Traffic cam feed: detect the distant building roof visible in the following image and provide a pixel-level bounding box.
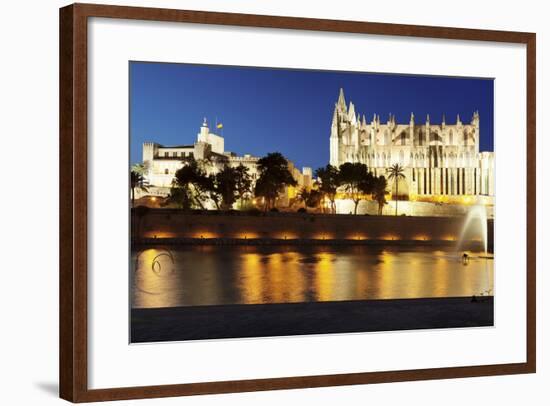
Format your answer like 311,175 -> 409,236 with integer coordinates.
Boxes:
157,144 -> 194,149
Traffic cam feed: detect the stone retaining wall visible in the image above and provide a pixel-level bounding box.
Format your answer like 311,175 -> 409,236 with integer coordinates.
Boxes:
132,209 -> 494,251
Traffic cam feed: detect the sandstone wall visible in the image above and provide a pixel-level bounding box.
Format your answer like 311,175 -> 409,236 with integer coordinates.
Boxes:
133,209 -> 493,250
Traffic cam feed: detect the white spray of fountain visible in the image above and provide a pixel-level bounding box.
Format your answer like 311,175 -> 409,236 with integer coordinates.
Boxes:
456,205 -> 488,256
456,204 -> 492,297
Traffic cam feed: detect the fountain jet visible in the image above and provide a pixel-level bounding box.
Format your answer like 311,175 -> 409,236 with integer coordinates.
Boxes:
456,205 -> 488,256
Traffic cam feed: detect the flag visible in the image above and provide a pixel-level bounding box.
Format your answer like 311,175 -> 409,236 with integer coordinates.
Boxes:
217,123 -> 223,129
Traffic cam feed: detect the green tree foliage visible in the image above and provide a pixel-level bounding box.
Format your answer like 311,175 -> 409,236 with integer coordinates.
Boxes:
165,186 -> 193,210
233,164 -> 253,206
172,159 -> 212,209
210,166 -> 239,210
315,164 -> 341,213
297,187 -> 310,208
254,152 -> 297,211
338,162 -> 374,215
130,165 -> 149,208
371,175 -> 388,215
305,189 -> 322,210
297,187 -> 323,211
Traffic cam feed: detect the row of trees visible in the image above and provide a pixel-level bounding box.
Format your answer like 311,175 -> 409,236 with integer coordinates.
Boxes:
167,159 -> 251,210
131,153 -> 406,215
166,152 -> 296,211
313,162 -> 395,215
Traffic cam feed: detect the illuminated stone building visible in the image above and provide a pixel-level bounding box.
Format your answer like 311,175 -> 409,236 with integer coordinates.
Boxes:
329,89 -> 494,198
141,118 -> 311,201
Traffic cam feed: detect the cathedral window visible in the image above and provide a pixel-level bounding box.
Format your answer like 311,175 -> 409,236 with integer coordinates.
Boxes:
164,168 -> 169,175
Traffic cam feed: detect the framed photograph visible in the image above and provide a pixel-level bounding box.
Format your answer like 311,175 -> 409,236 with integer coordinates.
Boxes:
59,3 -> 536,402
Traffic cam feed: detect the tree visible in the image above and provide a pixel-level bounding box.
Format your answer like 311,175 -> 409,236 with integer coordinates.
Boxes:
233,164 -> 253,207
173,159 -> 212,209
130,165 -> 149,208
165,185 -> 192,210
297,187 -> 311,208
254,152 -> 297,211
338,162 -> 374,215
315,164 -> 340,213
305,189 -> 322,210
371,175 -> 388,215
387,163 -> 406,216
210,166 -> 239,210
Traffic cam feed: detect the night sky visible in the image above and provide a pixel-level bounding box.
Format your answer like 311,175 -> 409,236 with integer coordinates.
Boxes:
130,62 -> 494,170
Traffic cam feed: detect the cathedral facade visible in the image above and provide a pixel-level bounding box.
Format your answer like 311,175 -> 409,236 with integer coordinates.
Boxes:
329,89 -> 494,198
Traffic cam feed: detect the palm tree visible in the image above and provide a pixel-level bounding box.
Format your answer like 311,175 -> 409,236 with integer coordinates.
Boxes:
386,164 -> 406,216
130,167 -> 149,207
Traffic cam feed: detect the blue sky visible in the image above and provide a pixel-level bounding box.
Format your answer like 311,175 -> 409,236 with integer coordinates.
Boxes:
130,62 -> 494,169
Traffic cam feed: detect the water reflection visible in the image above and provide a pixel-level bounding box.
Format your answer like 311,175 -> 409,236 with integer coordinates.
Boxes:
131,246 -> 494,308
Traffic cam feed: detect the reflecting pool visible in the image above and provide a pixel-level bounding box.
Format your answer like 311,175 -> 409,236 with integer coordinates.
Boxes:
131,245 -> 494,308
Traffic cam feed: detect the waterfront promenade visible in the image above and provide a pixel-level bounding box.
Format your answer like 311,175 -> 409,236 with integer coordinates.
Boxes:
132,296 -> 494,342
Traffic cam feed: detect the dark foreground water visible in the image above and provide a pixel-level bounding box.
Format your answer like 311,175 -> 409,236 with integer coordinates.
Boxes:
131,245 -> 494,309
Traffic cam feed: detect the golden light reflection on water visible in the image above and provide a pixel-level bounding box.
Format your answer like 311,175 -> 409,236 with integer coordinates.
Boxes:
133,248 -> 179,308
314,252 -> 335,301
241,252 -> 263,303
132,246 -> 495,308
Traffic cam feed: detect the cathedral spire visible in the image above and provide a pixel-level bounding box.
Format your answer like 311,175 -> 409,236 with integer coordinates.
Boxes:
348,101 -> 356,122
337,88 -> 347,112
331,104 -> 338,125
456,113 -> 462,125
471,110 -> 480,126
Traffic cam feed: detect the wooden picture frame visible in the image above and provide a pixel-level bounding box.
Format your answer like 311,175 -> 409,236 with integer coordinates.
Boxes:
59,3 -> 536,402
